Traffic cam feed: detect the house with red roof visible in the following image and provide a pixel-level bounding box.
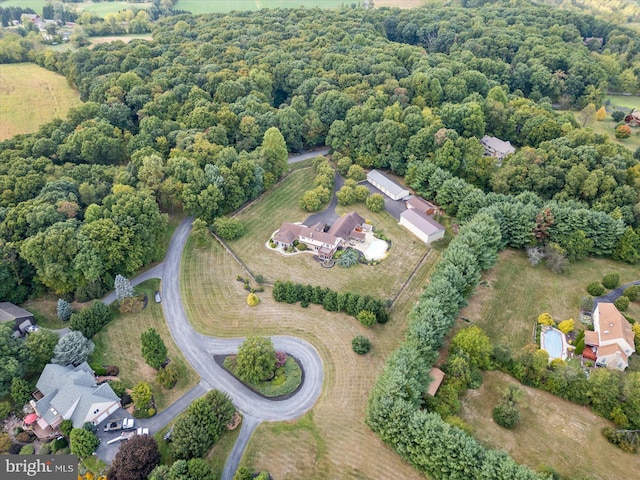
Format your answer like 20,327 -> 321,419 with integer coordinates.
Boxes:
584,303 -> 636,371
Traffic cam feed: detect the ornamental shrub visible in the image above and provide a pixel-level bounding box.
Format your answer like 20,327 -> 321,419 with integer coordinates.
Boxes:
352,335 -> 371,354
623,285 -> 640,301
537,313 -> 554,326
558,319 -> 574,334
247,293 -> 259,306
614,296 -> 630,312
586,282 -> 605,296
357,310 -> 377,327
602,273 -> 620,289
493,400 -> 520,429
19,444 -> 34,455
615,124 -> 632,139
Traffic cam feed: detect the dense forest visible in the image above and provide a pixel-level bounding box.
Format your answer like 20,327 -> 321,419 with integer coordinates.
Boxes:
2,1 -> 640,478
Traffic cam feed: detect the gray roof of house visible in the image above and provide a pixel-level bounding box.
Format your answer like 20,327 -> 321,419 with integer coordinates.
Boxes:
481,135 -> 515,155
367,170 -> 409,198
35,362 -> 119,428
328,211 -> 365,239
400,209 -> 444,235
0,302 -> 34,322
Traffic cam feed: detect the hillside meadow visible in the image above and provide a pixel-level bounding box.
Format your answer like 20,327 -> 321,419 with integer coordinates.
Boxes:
0,63 -> 81,140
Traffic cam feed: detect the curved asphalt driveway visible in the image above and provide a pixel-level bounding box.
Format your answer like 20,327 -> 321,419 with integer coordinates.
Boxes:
594,279 -> 640,306
95,152 -> 325,478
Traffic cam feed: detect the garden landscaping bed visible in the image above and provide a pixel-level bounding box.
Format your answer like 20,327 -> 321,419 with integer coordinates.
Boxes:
216,354 -> 304,400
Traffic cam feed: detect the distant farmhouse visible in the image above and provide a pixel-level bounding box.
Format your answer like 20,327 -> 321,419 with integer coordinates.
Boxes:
0,302 -> 35,337
481,135 -> 515,162
584,303 -> 636,371
367,169 -> 410,201
274,212 -> 368,260
399,208 -> 445,244
26,362 -> 120,439
624,110 -> 640,127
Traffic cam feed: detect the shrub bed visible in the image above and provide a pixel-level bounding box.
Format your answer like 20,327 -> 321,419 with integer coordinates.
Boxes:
223,355 -> 302,398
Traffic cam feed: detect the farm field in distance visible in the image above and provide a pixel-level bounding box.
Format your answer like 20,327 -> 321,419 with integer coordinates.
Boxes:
0,63 -> 81,140
461,370 -> 640,480
460,249 -> 640,353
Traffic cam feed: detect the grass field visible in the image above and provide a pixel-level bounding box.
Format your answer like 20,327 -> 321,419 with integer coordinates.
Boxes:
226,167 -> 430,301
0,63 -> 81,140
90,34 -> 153,45
181,221 -> 440,479
459,249 -> 640,352
606,94 -> 640,111
91,279 -> 199,412
77,1 -> 152,16
0,0 -> 48,12
461,370 -> 640,480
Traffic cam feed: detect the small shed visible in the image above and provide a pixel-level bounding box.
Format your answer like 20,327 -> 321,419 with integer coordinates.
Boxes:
426,367 -> 445,396
406,196 -> 437,215
367,169 -> 410,201
399,209 -> 445,244
0,302 -> 35,334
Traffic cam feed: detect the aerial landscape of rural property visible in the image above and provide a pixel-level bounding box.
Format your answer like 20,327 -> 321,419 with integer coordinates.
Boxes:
1,1 -> 640,479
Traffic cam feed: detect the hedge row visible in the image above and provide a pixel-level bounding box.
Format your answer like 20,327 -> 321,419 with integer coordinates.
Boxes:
366,210 -> 548,479
272,280 -> 388,324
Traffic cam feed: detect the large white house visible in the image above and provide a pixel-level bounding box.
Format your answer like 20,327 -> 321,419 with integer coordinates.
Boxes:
367,169 -> 410,201
584,303 -> 636,371
399,208 -> 445,244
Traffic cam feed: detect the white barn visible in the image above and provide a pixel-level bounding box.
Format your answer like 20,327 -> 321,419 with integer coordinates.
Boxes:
399,209 -> 445,244
367,169 -> 410,201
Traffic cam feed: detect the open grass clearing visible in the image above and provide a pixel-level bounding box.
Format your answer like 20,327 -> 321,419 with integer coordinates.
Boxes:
605,94 -> 640,111
90,34 -> 153,45
459,249 -> 640,353
574,113 -> 640,152
91,279 -> 199,412
0,0 -> 48,11
227,167 -> 430,301
460,370 -> 640,480
76,1 -> 152,16
0,63 -> 81,140
181,230 -> 439,479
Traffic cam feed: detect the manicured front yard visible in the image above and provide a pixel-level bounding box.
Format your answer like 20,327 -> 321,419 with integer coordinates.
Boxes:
226,167 -> 430,301
460,249 -> 640,352
460,371 -> 640,480
180,231 -> 439,479
91,279 -> 199,411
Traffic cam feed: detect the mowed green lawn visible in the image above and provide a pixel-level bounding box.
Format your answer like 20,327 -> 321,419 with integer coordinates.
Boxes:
0,63 -> 81,140
77,1 -> 152,16
174,0 -> 345,14
225,167 -> 430,301
461,371 -> 640,480
0,0 -> 48,12
606,94 -> 640,111
460,249 -> 640,352
91,279 -> 199,412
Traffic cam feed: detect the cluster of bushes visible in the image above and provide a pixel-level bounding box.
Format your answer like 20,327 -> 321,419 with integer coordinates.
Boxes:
272,280 -> 389,325
89,364 -> 119,377
69,301 -> 115,339
336,179 -> 372,206
170,390 -> 235,460
586,274 -> 640,312
602,427 -> 640,453
236,276 -> 264,293
366,212 -> 550,479
213,217 -> 245,241
492,385 -> 523,429
157,362 -> 180,389
299,157 -> 334,212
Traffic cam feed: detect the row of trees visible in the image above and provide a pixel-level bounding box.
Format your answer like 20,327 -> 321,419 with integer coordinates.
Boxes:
406,160 -> 639,263
272,280 -> 389,324
366,209 -> 550,478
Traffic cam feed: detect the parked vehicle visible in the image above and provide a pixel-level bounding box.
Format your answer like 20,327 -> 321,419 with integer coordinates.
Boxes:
103,418 -> 135,432
154,291 -> 161,303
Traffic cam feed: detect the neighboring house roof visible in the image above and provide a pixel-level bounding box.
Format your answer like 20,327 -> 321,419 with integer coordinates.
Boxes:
406,196 -> 436,212
624,110 -> 640,125
328,211 -> 365,239
596,303 -> 635,350
400,209 -> 444,236
426,367 -> 445,396
0,302 -> 34,322
481,135 -> 515,156
367,169 -> 409,198
34,362 -> 119,428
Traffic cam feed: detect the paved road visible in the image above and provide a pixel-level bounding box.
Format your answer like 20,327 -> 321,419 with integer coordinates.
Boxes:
287,147 -> 330,164
594,279 -> 640,306
92,150 -> 326,476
